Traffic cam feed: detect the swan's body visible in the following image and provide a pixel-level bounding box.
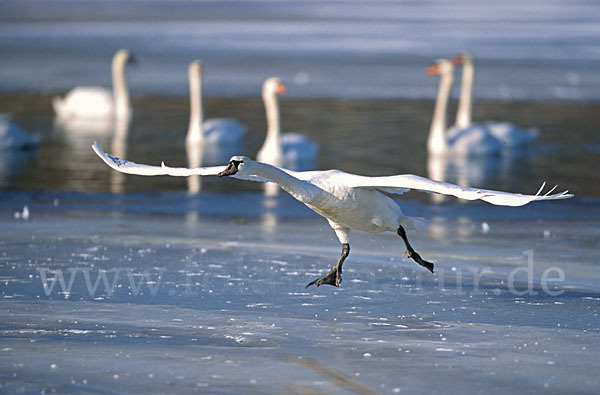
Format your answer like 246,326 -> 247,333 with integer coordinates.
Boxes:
92,142 -> 572,288
185,61 -> 246,148
257,77 -> 319,169
453,52 -> 538,147
427,59 -> 502,156
0,114 -> 38,150
53,49 -> 133,120
484,121 -> 538,147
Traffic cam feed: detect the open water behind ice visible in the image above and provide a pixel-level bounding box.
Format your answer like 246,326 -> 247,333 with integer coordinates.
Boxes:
1,0 -> 600,100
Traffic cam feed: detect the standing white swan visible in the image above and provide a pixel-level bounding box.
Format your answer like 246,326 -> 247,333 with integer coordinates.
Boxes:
257,77 -> 319,169
0,114 -> 38,150
185,60 -> 246,147
453,52 -> 538,147
53,49 -> 134,120
92,142 -> 572,288
427,59 -> 502,156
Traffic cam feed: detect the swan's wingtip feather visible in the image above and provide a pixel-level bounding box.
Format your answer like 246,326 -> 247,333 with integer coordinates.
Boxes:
91,141 -> 103,155
535,182 -> 546,196
544,184 -> 558,196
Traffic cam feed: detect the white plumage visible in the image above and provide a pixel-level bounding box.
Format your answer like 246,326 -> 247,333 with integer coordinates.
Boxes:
185,61 -> 246,147
257,77 -> 319,170
427,59 -> 503,156
53,49 -> 133,121
453,52 -> 539,147
92,142 -> 572,288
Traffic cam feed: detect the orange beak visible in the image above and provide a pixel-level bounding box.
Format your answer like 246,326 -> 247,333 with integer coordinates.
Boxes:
425,64 -> 440,75
277,82 -> 287,95
452,55 -> 463,65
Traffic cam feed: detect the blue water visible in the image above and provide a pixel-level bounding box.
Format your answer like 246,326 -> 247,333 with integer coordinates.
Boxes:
1,0 -> 600,100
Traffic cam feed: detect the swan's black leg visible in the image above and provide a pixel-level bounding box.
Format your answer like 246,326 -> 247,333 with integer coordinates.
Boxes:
305,243 -> 350,288
397,226 -> 434,273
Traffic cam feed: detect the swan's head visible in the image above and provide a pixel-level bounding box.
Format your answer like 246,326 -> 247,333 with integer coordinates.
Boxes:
263,77 -> 287,97
426,59 -> 454,76
189,60 -> 203,76
113,49 -> 136,66
218,156 -> 254,177
453,52 -> 473,66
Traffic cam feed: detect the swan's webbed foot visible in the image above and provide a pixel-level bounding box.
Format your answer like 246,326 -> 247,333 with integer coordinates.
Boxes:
305,266 -> 342,288
398,226 -> 434,273
305,243 -> 349,289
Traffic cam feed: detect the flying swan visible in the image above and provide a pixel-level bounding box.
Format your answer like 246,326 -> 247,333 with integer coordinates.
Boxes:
92,142 -> 573,288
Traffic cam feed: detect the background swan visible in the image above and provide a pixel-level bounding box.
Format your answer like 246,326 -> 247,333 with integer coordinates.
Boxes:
0,114 -> 38,150
427,59 -> 502,156
53,49 -> 134,120
257,77 -> 319,170
454,52 -> 539,147
185,60 -> 246,149
93,142 -> 572,288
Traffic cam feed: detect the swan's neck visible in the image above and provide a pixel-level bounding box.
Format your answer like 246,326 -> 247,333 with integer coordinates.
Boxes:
456,59 -> 474,129
250,161 -> 319,203
186,68 -> 204,145
258,90 -> 282,163
428,69 -> 453,154
112,55 -> 130,119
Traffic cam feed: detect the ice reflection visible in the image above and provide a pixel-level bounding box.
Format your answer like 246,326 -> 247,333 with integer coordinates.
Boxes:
109,117 -> 130,193
54,115 -> 114,136
186,141 -> 242,195
427,150 -> 532,203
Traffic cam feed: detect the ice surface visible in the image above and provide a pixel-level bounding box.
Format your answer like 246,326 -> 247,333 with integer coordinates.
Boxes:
1,191 -> 599,393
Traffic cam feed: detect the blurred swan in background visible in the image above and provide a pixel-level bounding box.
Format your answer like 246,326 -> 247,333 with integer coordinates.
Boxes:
0,114 -> 39,186
0,114 -> 39,150
427,59 -> 502,156
185,60 -> 246,149
52,49 -> 134,121
453,52 -> 538,147
258,77 -> 319,170
184,60 -> 246,193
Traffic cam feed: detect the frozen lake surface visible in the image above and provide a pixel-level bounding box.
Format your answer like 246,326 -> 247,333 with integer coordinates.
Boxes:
1,190 -> 599,393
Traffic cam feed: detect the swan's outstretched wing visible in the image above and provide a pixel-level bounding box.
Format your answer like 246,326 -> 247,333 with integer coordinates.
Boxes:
92,142 -> 223,176
344,173 -> 573,207
92,142 -> 272,183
